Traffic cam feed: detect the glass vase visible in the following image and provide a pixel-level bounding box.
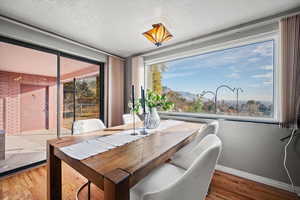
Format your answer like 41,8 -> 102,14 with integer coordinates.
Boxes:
145,107 -> 160,129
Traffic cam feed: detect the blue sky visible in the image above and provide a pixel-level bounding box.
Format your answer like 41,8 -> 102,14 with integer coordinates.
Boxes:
160,40 -> 274,102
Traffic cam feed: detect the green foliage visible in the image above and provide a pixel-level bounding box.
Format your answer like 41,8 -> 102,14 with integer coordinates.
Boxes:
137,89 -> 174,111
128,100 -> 141,114
76,81 -> 95,98
145,89 -> 174,111
162,89 -> 206,113
188,98 -> 203,112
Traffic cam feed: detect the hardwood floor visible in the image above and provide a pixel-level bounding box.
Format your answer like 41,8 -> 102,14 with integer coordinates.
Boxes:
0,163 -> 298,200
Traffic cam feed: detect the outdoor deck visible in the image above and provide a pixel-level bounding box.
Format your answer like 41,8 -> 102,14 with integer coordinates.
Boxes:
0,129 -> 71,174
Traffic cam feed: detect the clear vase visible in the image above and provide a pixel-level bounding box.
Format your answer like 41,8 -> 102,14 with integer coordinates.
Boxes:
145,107 -> 160,129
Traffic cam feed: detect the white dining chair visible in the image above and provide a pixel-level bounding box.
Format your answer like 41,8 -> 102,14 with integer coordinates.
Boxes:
72,118 -> 106,134
170,120 -> 219,170
122,113 -> 141,125
72,118 -> 106,200
131,134 -> 222,200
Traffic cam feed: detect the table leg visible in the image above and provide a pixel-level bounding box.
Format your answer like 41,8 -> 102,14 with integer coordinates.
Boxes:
104,169 -> 130,200
47,143 -> 62,200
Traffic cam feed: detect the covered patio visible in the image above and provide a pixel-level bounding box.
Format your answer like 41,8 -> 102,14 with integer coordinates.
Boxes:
0,41 -> 103,173
0,129 -> 71,173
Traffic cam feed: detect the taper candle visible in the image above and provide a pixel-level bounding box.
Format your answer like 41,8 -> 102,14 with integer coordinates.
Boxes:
131,85 -> 135,110
141,87 -> 146,114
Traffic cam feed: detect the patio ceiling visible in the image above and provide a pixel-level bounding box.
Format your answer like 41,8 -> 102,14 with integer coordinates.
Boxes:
0,41 -> 98,77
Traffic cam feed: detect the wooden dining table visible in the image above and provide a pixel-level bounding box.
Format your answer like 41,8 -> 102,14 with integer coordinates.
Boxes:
47,121 -> 207,200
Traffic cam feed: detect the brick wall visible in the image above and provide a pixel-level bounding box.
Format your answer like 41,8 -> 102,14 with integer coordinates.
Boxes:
0,71 -> 61,135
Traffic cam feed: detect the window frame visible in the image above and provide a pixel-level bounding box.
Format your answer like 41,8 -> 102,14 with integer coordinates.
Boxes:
144,31 -> 280,123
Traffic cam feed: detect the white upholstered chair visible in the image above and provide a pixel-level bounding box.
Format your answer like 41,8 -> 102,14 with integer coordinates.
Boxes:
72,118 -> 106,200
130,134 -> 222,200
122,113 -> 141,125
72,118 -> 106,134
170,120 -> 219,169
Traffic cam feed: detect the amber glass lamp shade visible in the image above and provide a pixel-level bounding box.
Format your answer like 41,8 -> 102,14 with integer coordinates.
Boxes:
143,23 -> 173,47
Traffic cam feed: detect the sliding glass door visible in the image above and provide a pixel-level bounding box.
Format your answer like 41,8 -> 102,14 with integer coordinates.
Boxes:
0,37 -> 104,175
60,56 -> 104,134
0,40 -> 58,174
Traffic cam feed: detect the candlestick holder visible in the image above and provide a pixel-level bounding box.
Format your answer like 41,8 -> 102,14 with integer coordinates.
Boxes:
130,111 -> 139,135
139,112 -> 149,135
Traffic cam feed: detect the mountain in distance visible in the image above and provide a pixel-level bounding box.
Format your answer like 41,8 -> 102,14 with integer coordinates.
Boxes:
163,87 -> 210,102
217,99 -> 273,106
177,91 -> 198,101
163,87 -> 272,105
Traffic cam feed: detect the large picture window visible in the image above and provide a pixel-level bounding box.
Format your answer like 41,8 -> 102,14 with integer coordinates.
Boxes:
147,38 -> 277,122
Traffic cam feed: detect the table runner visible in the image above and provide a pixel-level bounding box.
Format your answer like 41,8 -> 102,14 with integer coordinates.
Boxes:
60,120 -> 184,160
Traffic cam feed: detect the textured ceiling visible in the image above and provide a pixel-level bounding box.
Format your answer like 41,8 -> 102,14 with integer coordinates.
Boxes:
0,0 -> 299,57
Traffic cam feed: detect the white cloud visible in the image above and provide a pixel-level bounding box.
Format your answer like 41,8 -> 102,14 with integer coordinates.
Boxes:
248,58 -> 260,62
260,65 -> 273,70
252,72 -> 273,79
226,72 -> 240,79
252,72 -> 273,86
164,71 -> 195,79
263,80 -> 273,85
229,66 -> 241,73
253,43 -> 273,56
223,56 -> 238,61
249,84 -> 260,88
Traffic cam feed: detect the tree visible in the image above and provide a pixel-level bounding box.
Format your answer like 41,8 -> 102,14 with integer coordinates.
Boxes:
151,63 -> 168,94
246,100 -> 258,114
207,103 -> 214,112
76,81 -> 95,100
258,103 -> 268,114
247,100 -> 255,105
189,98 -> 204,112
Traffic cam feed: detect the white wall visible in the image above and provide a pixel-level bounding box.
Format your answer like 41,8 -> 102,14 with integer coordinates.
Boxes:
161,114 -> 300,189
217,120 -> 300,186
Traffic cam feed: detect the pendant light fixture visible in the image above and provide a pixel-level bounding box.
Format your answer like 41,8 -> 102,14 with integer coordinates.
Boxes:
143,23 -> 173,47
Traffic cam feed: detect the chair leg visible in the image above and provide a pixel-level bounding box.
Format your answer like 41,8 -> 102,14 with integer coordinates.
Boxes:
76,181 -> 91,200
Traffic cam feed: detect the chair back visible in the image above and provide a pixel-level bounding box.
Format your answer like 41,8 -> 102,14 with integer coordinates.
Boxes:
192,120 -> 220,145
177,120 -> 219,155
122,113 -> 141,125
72,118 -> 106,134
208,120 -> 219,135
144,134 -> 222,200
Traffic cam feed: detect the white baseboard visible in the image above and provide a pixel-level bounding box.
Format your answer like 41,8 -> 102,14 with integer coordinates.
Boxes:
216,164 -> 300,196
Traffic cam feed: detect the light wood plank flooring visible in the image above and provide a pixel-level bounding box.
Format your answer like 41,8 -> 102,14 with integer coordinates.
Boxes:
0,162 -> 298,200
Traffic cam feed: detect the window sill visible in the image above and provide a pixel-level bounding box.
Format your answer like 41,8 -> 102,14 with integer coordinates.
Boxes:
159,111 -> 279,125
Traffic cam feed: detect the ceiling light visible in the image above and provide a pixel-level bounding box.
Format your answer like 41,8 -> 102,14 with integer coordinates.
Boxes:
143,23 -> 173,47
